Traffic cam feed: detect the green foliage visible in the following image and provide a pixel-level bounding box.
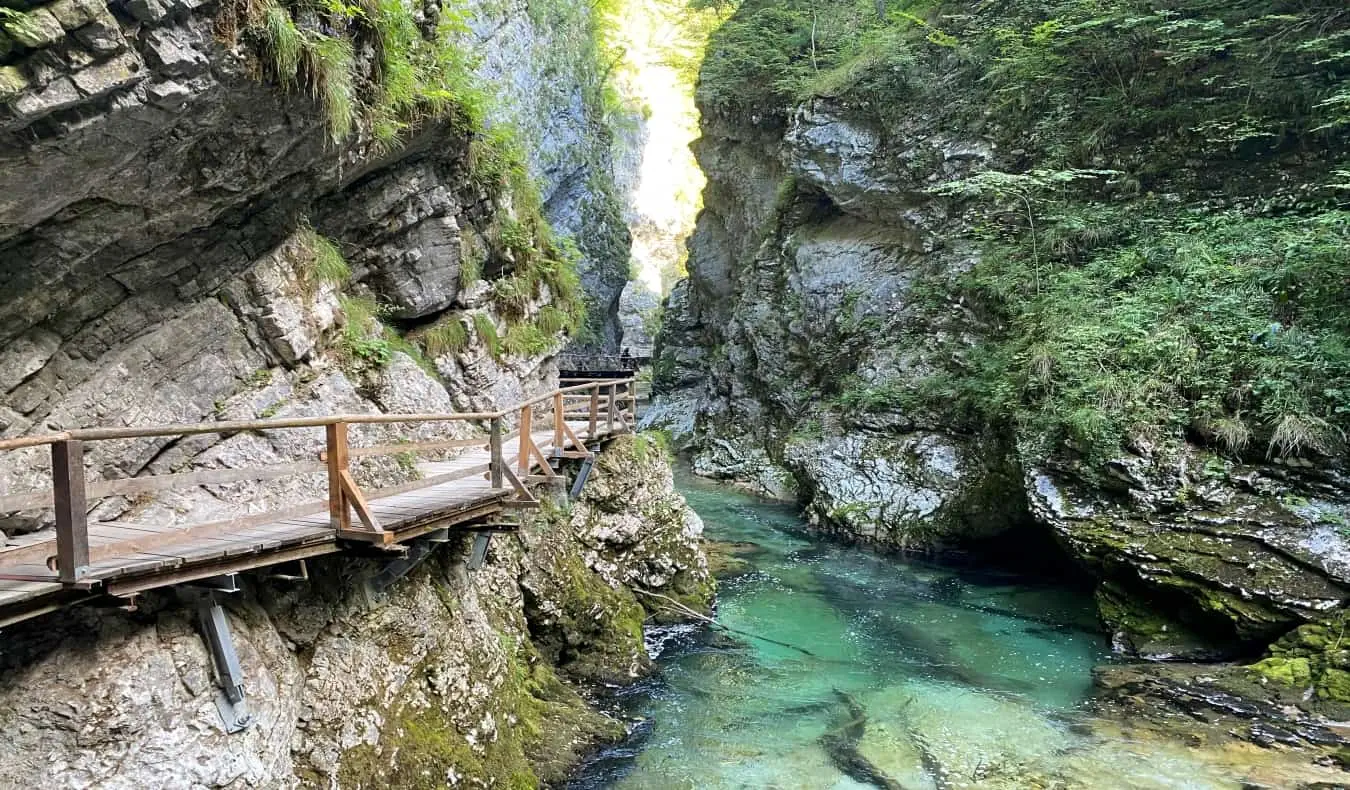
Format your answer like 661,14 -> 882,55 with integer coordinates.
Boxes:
338,294 -> 397,367
981,1 -> 1350,166
535,305 -> 573,336
498,217 -> 533,253
491,275 -> 535,322
630,430 -> 671,462
473,312 -> 500,358
0,8 -> 44,48
420,316 -> 469,357
259,3 -> 303,84
698,0 -> 1350,464
458,252 -> 483,290
487,222 -> 587,340
236,0 -> 482,143
696,0 -> 949,119
501,323 -> 556,359
298,226 -> 351,288
922,205 -> 1350,459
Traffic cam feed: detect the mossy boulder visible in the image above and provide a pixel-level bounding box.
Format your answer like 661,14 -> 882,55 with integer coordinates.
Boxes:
569,433 -> 715,620
1248,612 -> 1350,711
522,542 -> 652,685
1249,656 -> 1313,688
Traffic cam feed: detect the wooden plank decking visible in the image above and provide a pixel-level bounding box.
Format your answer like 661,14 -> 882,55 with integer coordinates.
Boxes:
0,378 -> 638,628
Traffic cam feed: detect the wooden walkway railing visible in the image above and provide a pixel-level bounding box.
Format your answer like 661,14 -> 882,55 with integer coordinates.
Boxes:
0,377 -> 638,626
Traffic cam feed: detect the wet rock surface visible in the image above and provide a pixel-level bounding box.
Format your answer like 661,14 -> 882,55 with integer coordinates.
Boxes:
1091,661 -> 1350,759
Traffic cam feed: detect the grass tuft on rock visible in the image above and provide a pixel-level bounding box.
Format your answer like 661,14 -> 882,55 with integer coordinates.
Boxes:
472,312 -> 500,359
420,316 -> 469,358
299,225 -> 351,288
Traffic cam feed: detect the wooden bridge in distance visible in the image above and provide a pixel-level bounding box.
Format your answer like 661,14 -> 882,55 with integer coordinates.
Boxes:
0,377 -> 639,630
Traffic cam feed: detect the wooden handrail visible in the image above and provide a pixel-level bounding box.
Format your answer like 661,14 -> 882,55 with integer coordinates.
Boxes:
0,379 -> 634,452
0,376 -> 637,590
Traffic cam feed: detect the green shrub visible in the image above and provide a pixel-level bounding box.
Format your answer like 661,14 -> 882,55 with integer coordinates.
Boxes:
921,204 -> 1350,459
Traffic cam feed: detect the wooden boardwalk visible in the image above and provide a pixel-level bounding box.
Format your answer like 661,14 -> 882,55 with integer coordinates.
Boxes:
0,380 -> 637,628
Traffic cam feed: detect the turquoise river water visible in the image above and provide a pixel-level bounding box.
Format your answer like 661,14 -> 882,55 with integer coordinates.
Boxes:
568,471 -> 1330,789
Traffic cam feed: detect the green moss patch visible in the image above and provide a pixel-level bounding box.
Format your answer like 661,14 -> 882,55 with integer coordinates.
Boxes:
337,636 -> 622,789
1248,612 -> 1350,709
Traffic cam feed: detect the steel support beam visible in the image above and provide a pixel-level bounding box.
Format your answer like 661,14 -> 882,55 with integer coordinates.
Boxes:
197,595 -> 254,733
466,532 -> 493,571
367,539 -> 438,593
569,454 -> 596,501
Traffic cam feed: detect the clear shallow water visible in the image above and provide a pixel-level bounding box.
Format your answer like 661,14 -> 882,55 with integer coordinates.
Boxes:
568,471 -> 1328,789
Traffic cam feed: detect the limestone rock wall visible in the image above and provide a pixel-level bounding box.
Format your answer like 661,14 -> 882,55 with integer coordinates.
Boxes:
0,0 -> 630,536
0,0 -> 702,785
650,98 -> 1017,545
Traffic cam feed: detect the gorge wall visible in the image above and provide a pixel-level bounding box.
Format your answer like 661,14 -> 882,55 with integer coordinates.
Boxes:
650,0 -> 1350,709
0,0 -> 630,489
0,0 -> 710,785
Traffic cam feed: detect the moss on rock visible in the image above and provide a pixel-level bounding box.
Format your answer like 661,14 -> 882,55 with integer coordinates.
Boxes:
571,433 -> 716,621
337,636 -> 622,789
1249,656 -> 1313,688
1248,612 -> 1350,711
523,544 -> 652,685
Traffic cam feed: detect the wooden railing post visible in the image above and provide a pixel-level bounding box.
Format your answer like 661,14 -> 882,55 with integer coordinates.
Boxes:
518,404 -> 532,475
606,383 -> 617,433
489,416 -> 504,489
326,422 -> 350,533
588,384 -> 599,438
52,439 -> 89,583
553,391 -> 564,449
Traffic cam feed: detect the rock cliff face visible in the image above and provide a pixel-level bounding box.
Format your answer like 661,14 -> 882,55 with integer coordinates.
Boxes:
650,100 -> 1028,548
0,0 -> 629,495
651,0 -> 1350,680
0,435 -> 712,787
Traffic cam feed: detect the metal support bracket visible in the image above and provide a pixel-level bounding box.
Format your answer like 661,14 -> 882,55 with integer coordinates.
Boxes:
186,573 -> 241,593
197,595 -> 254,733
466,532 -> 493,571
368,538 -> 438,593
569,454 -> 596,501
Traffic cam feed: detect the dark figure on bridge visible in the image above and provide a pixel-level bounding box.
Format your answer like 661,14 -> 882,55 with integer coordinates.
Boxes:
620,347 -> 633,370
